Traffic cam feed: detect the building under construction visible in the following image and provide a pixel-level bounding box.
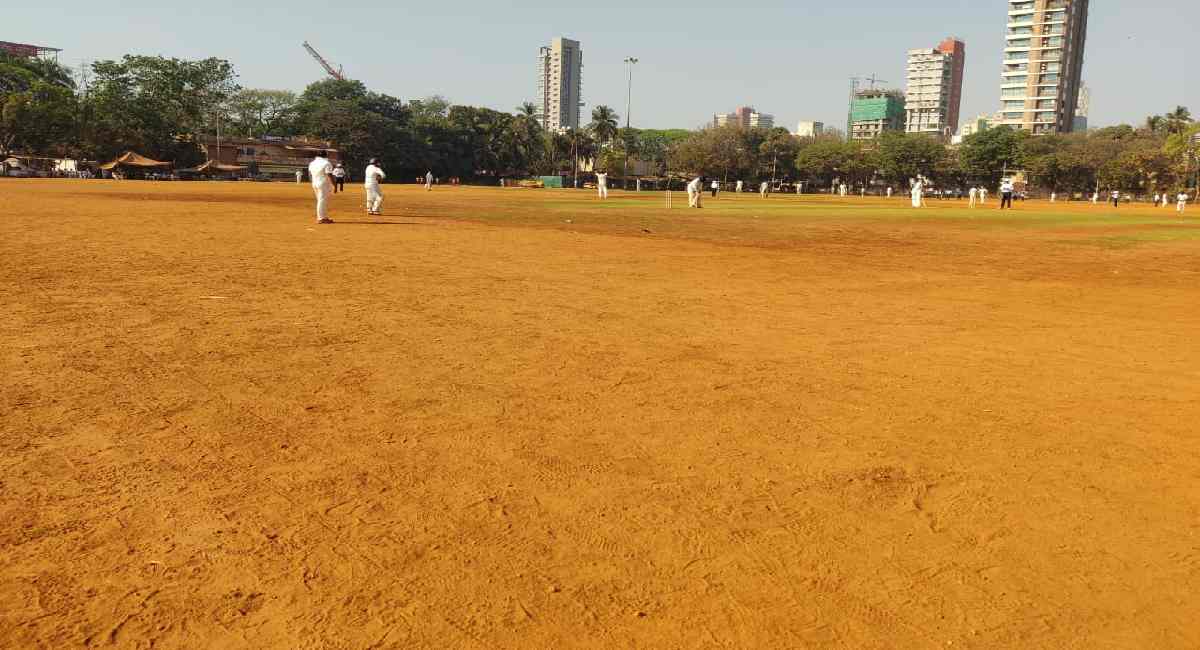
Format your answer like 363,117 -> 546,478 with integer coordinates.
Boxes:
850,89 -> 906,140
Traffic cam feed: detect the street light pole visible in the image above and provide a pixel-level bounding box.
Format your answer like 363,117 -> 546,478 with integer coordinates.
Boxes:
623,57 -> 638,190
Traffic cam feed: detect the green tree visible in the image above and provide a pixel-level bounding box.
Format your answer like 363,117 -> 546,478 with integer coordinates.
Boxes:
875,131 -> 946,185
795,140 -> 874,187
82,55 -> 239,162
0,54 -> 77,155
589,105 -> 619,148
225,89 -> 297,138
958,126 -> 1025,185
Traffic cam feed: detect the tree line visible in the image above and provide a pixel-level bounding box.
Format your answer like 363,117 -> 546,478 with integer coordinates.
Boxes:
2,51 -> 1196,193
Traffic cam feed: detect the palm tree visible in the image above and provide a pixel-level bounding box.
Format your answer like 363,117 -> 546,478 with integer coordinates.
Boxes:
589,105 -> 619,147
517,102 -> 540,120
1165,106 -> 1193,135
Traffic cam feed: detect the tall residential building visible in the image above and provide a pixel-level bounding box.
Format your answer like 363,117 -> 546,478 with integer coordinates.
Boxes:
1072,83 -> 1091,131
714,106 -> 775,129
536,37 -> 584,132
850,89 -> 906,140
905,37 -> 966,139
997,0 -> 1090,134
796,121 -> 824,138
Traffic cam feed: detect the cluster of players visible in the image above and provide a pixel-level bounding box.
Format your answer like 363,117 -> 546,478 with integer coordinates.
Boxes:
299,152 -> 1191,223
302,152 -> 436,224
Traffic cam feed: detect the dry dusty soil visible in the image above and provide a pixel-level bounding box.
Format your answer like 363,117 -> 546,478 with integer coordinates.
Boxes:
2,179 -> 1199,648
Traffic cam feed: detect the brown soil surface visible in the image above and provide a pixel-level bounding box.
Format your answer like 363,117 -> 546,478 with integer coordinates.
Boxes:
2,180 -> 1199,648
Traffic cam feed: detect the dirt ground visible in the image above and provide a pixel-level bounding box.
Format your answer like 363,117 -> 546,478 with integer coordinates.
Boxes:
2,179 -> 1198,648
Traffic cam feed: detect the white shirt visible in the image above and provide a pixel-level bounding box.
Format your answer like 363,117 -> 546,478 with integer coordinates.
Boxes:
308,157 -> 333,188
1180,193 -> 1190,202
332,167 -> 346,179
596,173 -> 608,186
711,181 -> 719,189
687,177 -> 701,193
1001,182 -> 1014,193
364,164 -> 386,187
426,172 -> 433,183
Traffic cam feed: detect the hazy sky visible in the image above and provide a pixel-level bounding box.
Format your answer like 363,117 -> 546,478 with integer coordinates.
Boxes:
8,1 -> 1197,132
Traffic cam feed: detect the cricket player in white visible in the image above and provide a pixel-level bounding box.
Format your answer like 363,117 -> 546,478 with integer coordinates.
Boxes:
911,180 -> 923,208
736,180 -> 744,194
295,169 -> 303,184
687,176 -> 703,208
980,187 -> 988,205
1179,192 -> 1190,214
309,151 -> 335,224
424,171 -> 433,191
596,172 -> 609,199
1050,192 -> 1057,203
364,158 -> 386,216
969,186 -> 978,208
887,187 -> 893,198
760,181 -> 769,198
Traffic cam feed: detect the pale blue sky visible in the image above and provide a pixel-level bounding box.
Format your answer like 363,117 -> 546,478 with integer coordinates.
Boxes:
8,1 -> 1197,131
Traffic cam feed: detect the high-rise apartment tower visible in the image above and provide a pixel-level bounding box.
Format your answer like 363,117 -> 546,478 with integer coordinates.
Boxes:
536,37 -> 584,132
997,0 -> 1090,134
905,38 -> 966,138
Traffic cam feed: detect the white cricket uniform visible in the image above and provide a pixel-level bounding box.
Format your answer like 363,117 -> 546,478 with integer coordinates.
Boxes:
1092,192 -> 1099,204
736,180 -> 744,193
761,182 -> 769,198
295,170 -> 303,184
309,156 -> 334,222
1050,192 -> 1057,202
597,173 -> 609,199
911,182 -> 923,208
980,189 -> 988,204
425,172 -> 433,190
365,164 -> 386,214
687,177 -> 702,207
887,187 -> 893,198
969,187 -> 978,207
1179,193 -> 1190,213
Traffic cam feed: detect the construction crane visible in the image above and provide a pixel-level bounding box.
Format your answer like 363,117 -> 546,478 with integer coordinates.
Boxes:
302,41 -> 345,81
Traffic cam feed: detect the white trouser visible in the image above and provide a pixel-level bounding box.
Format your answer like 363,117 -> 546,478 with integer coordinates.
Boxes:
313,182 -> 332,221
598,184 -> 608,199
425,181 -> 432,190
366,185 -> 383,213
687,190 -> 699,207
1179,201 -> 1187,213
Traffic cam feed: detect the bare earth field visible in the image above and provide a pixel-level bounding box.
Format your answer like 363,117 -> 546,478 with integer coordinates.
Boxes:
2,179 -> 1199,649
